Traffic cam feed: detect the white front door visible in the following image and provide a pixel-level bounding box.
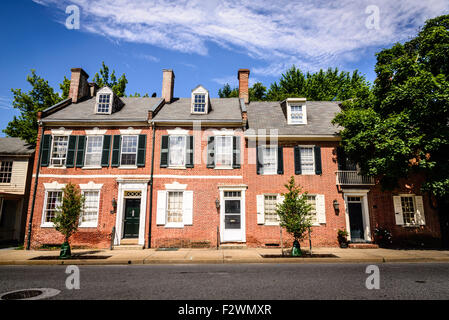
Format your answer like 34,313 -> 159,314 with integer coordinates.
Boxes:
221,190 -> 245,242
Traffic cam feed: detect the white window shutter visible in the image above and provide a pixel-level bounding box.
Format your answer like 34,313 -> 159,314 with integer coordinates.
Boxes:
414,196 -> 426,226
156,191 -> 167,225
276,194 -> 284,221
393,196 -> 404,225
316,194 -> 326,224
257,195 -> 265,225
183,191 -> 194,225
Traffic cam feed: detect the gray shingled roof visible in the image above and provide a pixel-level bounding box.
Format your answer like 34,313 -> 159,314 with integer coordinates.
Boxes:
0,138 -> 34,155
247,101 -> 342,136
153,98 -> 243,122
44,97 -> 162,122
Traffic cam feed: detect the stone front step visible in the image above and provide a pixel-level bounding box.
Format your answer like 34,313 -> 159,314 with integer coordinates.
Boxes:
120,239 -> 139,245
220,243 -> 247,250
113,245 -> 144,250
348,243 -> 379,249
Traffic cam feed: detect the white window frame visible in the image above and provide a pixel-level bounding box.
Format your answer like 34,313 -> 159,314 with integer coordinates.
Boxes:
299,145 -> 315,175
193,94 -> 206,113
168,135 -> 187,168
165,190 -> 185,228
289,105 -> 305,124
95,87 -> 114,114
261,145 -> 278,175
264,194 -> 279,226
400,195 -> 417,226
191,85 -> 209,114
215,136 -> 233,169
0,160 -> 13,184
41,190 -> 63,228
305,194 -> 319,226
286,98 -> 307,125
79,190 -> 101,228
120,135 -> 138,167
84,135 -> 104,168
50,135 -> 69,167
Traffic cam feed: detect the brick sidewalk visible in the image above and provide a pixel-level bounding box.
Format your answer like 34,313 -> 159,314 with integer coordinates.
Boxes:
1,247 -> 449,265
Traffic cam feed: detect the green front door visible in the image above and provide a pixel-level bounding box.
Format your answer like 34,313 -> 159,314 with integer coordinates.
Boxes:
123,199 -> 140,239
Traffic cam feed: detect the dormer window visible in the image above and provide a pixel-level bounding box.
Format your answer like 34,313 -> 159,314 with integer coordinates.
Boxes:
97,94 -> 111,113
95,87 -> 116,115
285,98 -> 307,125
191,85 -> 209,114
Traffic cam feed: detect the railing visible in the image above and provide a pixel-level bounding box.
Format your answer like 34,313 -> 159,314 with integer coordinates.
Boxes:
336,171 -> 375,185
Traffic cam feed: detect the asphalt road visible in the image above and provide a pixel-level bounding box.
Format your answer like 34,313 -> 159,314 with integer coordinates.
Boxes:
0,263 -> 448,300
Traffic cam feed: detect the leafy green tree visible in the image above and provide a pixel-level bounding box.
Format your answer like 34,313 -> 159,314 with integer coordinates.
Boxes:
218,83 -> 238,98
53,183 -> 84,257
92,61 -> 128,97
4,70 -> 63,145
276,176 -> 313,249
217,82 -> 267,101
333,15 -> 449,244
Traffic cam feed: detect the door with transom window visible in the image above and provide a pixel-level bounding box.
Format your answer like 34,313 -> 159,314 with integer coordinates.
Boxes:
221,190 -> 245,242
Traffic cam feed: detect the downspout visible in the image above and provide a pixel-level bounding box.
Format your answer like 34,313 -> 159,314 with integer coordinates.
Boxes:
26,125 -> 45,250
147,122 -> 156,248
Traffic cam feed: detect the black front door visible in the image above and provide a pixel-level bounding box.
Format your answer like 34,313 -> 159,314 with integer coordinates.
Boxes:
123,199 -> 140,239
348,202 -> 364,242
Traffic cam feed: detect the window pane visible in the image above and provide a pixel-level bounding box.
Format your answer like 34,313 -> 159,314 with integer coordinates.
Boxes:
401,196 -> 416,224
264,195 -> 278,223
300,147 -> 314,173
263,146 -> 277,174
51,136 -> 69,166
193,94 -> 206,113
0,161 -> 13,183
169,136 -> 186,167
306,195 -> 317,224
290,105 -> 303,123
120,136 -> 138,165
45,191 -> 62,223
167,191 -> 183,223
215,136 -> 232,167
81,191 -> 99,224
85,136 -> 103,167
97,94 -> 111,113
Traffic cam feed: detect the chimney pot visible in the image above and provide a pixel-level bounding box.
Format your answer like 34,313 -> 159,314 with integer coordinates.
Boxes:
238,69 -> 250,104
162,69 -> 175,103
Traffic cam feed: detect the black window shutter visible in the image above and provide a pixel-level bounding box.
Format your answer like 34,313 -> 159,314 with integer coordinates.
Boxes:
137,135 -> 147,167
40,134 -> 52,167
277,146 -> 284,174
314,146 -> 322,175
186,136 -> 194,168
207,136 -> 215,168
101,135 -> 112,167
75,136 -> 86,168
232,136 -> 241,169
66,136 -> 77,168
257,146 -> 263,175
111,135 -> 121,167
336,147 -> 346,170
160,135 -> 169,168
294,146 -> 302,175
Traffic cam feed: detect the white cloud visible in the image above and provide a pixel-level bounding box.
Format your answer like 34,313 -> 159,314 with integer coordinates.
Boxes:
34,0 -> 449,76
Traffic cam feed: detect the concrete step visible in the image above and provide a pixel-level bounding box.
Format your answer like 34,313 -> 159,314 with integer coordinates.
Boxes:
113,245 -> 144,250
120,239 -> 139,245
220,243 -> 247,250
348,243 -> 379,249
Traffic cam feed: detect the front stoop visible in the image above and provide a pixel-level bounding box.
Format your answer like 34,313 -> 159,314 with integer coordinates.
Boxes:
348,243 -> 379,249
220,243 -> 247,250
113,245 -> 144,250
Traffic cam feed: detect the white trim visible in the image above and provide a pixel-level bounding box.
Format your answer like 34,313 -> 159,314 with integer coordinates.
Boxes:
191,85 -> 209,114
84,135 -> 104,168
79,189 -> 101,228
220,186 -> 247,243
115,180 -> 148,246
43,181 -> 66,190
79,181 -> 103,190
343,190 -> 371,242
260,145 -> 278,175
85,127 -> 107,135
165,182 -> 187,190
95,87 -> 113,115
212,129 -> 235,136
120,127 -> 142,135
167,128 -> 189,135
51,128 -> 72,136
298,145 -> 315,175
35,174 -> 243,179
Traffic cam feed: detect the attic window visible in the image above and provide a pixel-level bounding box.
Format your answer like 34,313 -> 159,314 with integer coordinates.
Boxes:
193,94 -> 206,113
286,98 -> 307,125
290,105 -> 304,124
97,94 -> 111,113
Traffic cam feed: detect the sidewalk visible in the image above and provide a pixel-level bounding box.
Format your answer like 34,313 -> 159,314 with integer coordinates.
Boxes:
1,247 -> 449,265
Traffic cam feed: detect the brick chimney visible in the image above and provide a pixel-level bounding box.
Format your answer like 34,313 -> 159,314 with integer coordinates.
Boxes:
238,69 -> 250,104
162,69 -> 175,103
69,68 -> 90,103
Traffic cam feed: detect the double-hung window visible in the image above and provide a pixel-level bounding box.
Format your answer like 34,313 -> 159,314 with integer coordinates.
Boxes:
300,146 -> 315,174
85,136 -> 103,167
43,191 -> 62,225
193,94 -> 206,113
50,136 -> 69,167
169,136 -> 186,167
215,136 -> 233,168
167,191 -> 183,224
261,146 -> 277,175
97,94 -> 111,113
80,191 -> 100,227
264,195 -> 278,224
306,195 -> 317,224
0,161 -> 13,183
121,136 -> 138,166
290,105 -> 304,124
401,196 -> 416,225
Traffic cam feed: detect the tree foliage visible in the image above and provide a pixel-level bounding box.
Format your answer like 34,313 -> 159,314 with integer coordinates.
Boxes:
53,183 -> 84,243
333,15 -> 449,199
92,61 -> 128,97
218,82 -> 267,101
4,70 -> 63,145
276,176 -> 313,242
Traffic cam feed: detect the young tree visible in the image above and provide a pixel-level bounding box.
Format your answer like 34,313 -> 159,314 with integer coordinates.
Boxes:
217,82 -> 267,101
333,15 -> 449,246
4,70 -> 63,145
52,183 -> 84,258
92,61 -> 128,97
276,176 -> 313,256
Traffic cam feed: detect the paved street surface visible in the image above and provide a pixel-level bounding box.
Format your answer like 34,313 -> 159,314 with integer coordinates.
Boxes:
0,263 -> 448,300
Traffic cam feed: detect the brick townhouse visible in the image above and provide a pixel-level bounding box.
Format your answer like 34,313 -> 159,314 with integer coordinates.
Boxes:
25,67 -> 442,249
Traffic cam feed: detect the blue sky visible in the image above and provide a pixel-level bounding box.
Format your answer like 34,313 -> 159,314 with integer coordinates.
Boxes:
1,0 -> 448,136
